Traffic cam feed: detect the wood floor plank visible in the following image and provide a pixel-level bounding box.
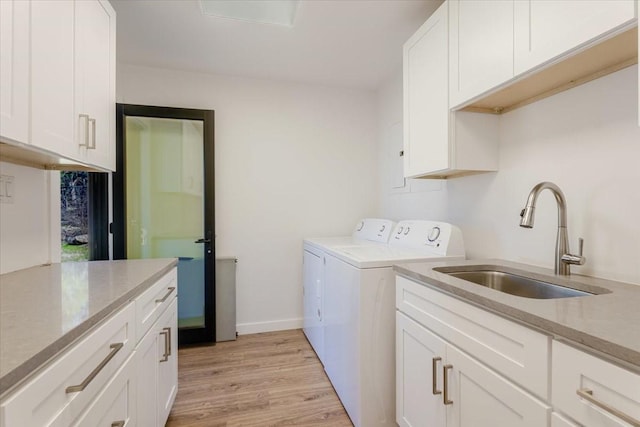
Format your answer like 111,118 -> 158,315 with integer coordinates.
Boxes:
166,329 -> 353,427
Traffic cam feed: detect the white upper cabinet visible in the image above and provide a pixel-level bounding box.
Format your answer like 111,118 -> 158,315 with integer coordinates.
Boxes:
514,0 -> 636,75
403,2 -> 450,177
2,0 -> 116,172
450,0 -> 637,113
449,0 -> 514,109
0,0 -> 30,144
403,2 -> 499,179
31,0 -> 78,160
76,0 -> 116,171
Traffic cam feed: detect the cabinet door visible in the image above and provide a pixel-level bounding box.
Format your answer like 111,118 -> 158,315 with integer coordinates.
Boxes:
403,2 -> 449,177
71,354 -> 136,427
303,249 -> 324,363
449,0 -> 514,108
0,0 -> 29,144
158,298 -> 178,425
445,345 -> 550,427
396,312 -> 446,427
135,319 -> 160,427
514,0 -> 636,75
76,0 -> 116,171
31,0 -> 79,161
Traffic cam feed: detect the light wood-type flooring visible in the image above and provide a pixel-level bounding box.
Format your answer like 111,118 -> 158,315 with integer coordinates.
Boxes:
166,329 -> 353,426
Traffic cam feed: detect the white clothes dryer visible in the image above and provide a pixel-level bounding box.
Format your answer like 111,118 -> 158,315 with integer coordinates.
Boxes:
302,218 -> 396,364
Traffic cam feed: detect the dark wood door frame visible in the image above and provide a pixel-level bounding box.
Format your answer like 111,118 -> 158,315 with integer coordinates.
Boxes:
113,103 -> 216,345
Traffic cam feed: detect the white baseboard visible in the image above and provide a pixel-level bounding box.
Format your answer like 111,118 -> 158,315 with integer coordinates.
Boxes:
236,317 -> 303,335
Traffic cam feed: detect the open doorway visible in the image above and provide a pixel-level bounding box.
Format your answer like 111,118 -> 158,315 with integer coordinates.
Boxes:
60,171 -> 109,262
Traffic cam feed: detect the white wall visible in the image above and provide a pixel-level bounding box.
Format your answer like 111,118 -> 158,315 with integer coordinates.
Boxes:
449,65 -> 640,284
0,162 -> 60,274
117,63 -> 379,333
378,65 -> 640,285
377,67 -> 448,221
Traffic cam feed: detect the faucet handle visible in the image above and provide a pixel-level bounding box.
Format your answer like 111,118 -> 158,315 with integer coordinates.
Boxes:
562,237 -> 586,266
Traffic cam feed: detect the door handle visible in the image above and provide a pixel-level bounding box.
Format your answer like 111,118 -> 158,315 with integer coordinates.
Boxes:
194,238 -> 211,244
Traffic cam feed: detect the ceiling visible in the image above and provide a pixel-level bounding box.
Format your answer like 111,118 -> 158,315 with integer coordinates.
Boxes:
111,0 -> 442,90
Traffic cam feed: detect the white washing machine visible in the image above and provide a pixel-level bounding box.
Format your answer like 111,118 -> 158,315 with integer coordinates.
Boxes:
321,220 -> 465,427
302,218 -> 396,364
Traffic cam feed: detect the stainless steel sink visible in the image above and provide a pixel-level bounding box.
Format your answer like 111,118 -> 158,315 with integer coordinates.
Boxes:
437,269 -> 594,299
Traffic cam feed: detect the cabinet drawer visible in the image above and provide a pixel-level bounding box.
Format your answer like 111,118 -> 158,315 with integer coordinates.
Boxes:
552,341 -> 640,427
71,353 -> 136,427
0,302 -> 135,426
135,268 -> 177,342
396,276 -> 550,399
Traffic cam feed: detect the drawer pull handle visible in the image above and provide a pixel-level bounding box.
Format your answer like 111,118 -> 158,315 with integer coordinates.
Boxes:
160,329 -> 169,362
432,357 -> 442,395
577,388 -> 640,427
155,287 -> 176,303
66,342 -> 124,393
443,364 -> 453,405
111,421 -> 125,427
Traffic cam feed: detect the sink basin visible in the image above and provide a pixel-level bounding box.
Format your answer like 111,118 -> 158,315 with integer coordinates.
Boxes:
436,268 -> 595,299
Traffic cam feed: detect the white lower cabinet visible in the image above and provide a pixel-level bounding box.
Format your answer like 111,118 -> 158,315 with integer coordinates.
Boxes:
397,275 -> 640,427
552,341 -> 640,427
136,291 -> 178,427
157,298 -> 179,424
0,302 -> 136,427
396,312 -> 446,427
0,267 -> 178,427
396,312 -> 549,427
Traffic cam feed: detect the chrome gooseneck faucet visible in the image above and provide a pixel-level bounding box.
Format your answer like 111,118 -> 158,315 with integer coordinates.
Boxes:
519,182 -> 585,275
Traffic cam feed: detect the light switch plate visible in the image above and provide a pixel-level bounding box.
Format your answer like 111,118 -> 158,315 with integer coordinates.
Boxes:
0,174 -> 15,204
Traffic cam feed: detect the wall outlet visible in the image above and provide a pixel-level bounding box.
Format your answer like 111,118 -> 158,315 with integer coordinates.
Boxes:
0,175 -> 15,204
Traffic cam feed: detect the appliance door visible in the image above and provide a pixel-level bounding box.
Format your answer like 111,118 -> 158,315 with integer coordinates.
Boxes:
323,254 -> 361,426
303,246 -> 325,363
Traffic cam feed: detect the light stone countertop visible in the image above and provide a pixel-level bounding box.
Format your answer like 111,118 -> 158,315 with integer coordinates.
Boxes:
395,259 -> 640,369
0,258 -> 178,396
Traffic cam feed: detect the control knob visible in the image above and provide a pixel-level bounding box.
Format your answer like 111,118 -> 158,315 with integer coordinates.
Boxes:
427,226 -> 441,242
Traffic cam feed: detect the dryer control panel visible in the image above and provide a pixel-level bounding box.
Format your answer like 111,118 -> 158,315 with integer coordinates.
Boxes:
352,218 -> 396,243
389,220 -> 465,257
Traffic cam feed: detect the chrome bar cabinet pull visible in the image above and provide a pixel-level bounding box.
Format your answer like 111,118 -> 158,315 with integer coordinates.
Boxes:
155,287 -> 176,303
159,330 -> 169,362
577,388 -> 640,427
78,114 -> 90,147
66,342 -> 124,393
443,364 -> 453,405
432,357 -> 442,395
